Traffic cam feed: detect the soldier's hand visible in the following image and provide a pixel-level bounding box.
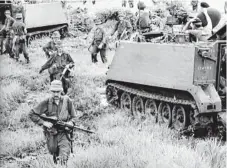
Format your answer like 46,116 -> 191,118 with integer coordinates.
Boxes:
98,43 -> 103,49
66,121 -> 74,127
43,121 -> 53,128
39,69 -> 43,74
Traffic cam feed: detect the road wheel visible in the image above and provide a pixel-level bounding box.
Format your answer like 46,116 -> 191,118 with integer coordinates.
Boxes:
144,99 -> 158,123
158,102 -> 172,127
172,105 -> 188,130
132,96 -> 144,119
120,92 -> 132,115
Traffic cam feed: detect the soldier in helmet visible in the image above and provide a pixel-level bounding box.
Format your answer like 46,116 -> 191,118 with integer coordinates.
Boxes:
183,8 -> 212,42
89,21 -> 107,64
0,9 -> 15,58
191,0 -> 198,12
136,1 -> 151,32
110,12 -> 133,40
128,0 -> 134,8
43,31 -> 61,59
12,0 -> 25,23
39,40 -> 74,94
29,80 -> 76,166
122,0 -> 126,7
12,12 -> 29,63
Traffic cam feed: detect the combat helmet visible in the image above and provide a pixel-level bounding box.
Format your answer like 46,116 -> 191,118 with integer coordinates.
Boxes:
51,31 -> 61,38
137,1 -> 146,10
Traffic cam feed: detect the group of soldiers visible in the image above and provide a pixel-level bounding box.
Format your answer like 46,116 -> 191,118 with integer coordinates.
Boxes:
0,0 -> 29,62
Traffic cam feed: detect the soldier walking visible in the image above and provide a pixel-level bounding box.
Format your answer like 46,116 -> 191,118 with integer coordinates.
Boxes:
29,80 -> 76,166
39,40 -> 74,94
43,31 -> 60,59
89,23 -> 107,64
110,12 -> 133,40
0,9 -> 15,58
12,13 -> 30,63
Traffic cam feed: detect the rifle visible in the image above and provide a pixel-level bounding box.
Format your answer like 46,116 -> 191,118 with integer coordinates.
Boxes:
35,113 -> 95,134
60,64 -> 74,81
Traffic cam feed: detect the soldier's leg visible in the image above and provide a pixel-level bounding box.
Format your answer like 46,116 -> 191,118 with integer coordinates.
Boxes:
57,133 -> 71,165
90,45 -> 98,63
100,48 -> 107,63
61,77 -> 69,94
22,42 -> 30,63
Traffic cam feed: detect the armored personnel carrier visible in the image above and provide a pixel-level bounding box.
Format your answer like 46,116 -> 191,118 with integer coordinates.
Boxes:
0,1 -> 68,50
105,24 -> 226,137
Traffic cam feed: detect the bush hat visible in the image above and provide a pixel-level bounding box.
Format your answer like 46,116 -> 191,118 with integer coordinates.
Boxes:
50,80 -> 63,92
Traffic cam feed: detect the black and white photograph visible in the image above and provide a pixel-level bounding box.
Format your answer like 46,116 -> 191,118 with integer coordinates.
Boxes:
0,0 -> 226,167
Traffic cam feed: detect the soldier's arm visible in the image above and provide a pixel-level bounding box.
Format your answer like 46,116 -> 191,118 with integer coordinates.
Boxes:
126,20 -> 133,33
67,53 -> 74,66
111,22 -> 119,36
29,98 -> 49,126
67,98 -> 77,124
22,6 -> 26,23
23,23 -> 27,34
40,55 -> 55,71
101,29 -> 106,44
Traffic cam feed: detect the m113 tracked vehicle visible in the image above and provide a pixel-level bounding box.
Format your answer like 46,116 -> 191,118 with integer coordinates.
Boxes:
0,1 -> 68,46
105,24 -> 226,137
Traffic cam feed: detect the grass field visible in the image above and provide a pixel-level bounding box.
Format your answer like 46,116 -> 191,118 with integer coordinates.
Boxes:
0,0 -> 227,167
0,34 -> 226,168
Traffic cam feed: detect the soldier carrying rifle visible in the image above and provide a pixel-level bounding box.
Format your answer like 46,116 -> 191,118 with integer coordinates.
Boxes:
29,80 -> 93,166
110,11 -> 133,40
39,36 -> 74,94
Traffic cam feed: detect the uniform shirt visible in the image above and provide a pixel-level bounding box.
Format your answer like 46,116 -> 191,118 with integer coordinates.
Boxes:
29,96 -> 76,127
93,27 -> 106,45
112,20 -> 133,36
41,52 -> 74,73
12,21 -> 26,36
137,10 -> 150,29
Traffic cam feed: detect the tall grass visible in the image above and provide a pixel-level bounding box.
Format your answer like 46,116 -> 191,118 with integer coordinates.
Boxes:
0,127 -> 45,157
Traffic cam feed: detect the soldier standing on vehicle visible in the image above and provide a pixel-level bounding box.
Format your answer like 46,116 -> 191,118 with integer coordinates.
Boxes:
191,0 -> 198,12
39,40 -> 74,94
136,1 -> 151,32
29,80 -> 76,166
183,8 -> 212,42
89,23 -> 107,64
122,0 -> 126,7
128,0 -> 134,8
0,9 -> 15,58
110,12 -> 133,40
12,13 -> 29,63
11,0 -> 25,23
43,31 -> 60,59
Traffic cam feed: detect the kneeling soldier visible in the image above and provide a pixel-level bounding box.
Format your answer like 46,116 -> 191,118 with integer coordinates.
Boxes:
29,80 -> 76,165
12,13 -> 30,63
